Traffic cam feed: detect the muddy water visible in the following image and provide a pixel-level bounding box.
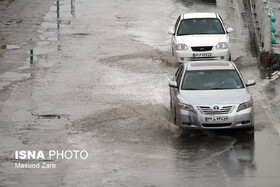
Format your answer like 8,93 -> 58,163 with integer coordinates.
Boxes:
60,0 -> 280,186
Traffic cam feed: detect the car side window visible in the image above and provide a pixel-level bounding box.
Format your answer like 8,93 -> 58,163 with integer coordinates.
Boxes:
174,16 -> 181,33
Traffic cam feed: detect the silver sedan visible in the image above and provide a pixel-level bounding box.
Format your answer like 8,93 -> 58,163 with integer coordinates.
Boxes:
169,61 -> 255,131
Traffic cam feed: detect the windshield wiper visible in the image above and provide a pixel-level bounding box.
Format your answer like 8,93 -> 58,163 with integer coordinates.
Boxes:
184,88 -> 199,90
211,87 -> 231,90
192,33 -> 224,35
178,34 -> 191,36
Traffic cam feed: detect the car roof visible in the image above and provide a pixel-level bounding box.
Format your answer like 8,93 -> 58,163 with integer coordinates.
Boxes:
182,12 -> 218,19
186,61 -> 236,71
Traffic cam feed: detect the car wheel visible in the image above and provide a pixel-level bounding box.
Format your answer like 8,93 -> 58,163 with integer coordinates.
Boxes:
243,126 -> 254,133
179,126 -> 188,135
229,54 -> 232,61
172,47 -> 174,56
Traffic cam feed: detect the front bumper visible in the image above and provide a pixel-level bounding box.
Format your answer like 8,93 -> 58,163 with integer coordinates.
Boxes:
174,48 -> 231,63
176,106 -> 254,130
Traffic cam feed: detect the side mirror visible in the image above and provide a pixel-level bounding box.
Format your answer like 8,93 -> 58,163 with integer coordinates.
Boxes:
169,81 -> 178,88
246,80 -> 256,87
168,27 -> 175,35
226,27 -> 234,33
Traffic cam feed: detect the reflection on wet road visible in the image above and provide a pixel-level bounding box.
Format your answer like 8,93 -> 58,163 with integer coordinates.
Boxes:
64,0 -> 280,185
172,130 -> 255,183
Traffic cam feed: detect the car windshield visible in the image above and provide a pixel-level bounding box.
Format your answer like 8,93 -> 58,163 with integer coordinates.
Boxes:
181,70 -> 244,90
177,18 -> 225,36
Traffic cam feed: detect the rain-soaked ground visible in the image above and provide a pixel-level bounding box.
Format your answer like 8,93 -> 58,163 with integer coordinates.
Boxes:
1,0 -> 280,186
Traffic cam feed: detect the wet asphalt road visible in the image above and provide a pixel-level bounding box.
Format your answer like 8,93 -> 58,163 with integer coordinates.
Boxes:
1,0 -> 280,186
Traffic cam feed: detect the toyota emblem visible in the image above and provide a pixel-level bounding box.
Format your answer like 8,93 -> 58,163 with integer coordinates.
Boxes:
213,106 -> 219,110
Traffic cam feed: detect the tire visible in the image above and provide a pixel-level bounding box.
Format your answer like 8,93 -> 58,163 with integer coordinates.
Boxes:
173,108 -> 177,125
243,126 -> 254,133
179,126 -> 189,136
229,54 -> 232,61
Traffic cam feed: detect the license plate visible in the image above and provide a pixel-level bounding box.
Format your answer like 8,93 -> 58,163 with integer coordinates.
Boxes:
205,116 -> 228,122
193,53 -> 211,57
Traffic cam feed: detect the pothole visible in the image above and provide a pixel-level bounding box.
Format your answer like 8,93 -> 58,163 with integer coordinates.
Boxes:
31,112 -> 69,119
72,33 -> 90,38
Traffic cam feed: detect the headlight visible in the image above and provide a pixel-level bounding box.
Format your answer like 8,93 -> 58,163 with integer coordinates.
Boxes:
178,103 -> 195,113
237,101 -> 252,112
176,44 -> 188,50
216,42 -> 228,49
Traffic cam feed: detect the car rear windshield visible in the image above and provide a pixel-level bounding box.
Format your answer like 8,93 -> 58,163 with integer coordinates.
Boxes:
181,70 -> 245,90
177,18 -> 225,36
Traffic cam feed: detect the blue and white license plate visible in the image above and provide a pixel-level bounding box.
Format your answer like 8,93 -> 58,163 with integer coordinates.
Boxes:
205,116 -> 228,122
193,53 -> 211,57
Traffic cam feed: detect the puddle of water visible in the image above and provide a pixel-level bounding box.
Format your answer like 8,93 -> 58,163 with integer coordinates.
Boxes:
0,0 -> 78,93
38,35 -> 47,40
32,47 -> 53,55
25,55 -> 38,62
0,72 -> 31,90
0,82 -> 10,88
16,62 -> 30,71
41,22 -> 57,29
37,0 -> 78,52
36,41 -> 50,46
0,72 -> 30,80
47,37 -> 57,41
